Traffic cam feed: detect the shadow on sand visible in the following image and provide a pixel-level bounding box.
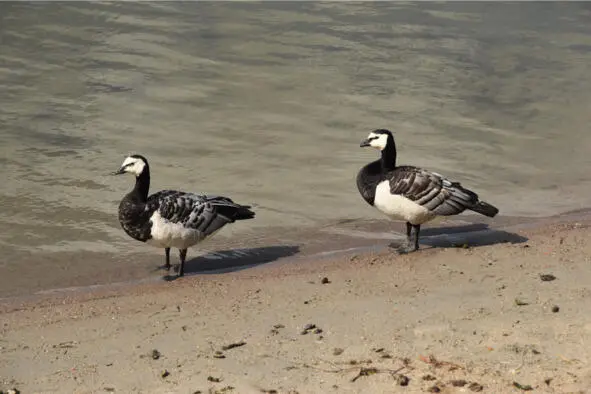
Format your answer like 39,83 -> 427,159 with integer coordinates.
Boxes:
163,245 -> 300,280
417,223 -> 528,249
162,224 -> 526,280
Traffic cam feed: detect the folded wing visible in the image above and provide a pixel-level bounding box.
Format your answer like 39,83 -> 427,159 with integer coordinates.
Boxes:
147,190 -> 254,238
388,166 -> 479,216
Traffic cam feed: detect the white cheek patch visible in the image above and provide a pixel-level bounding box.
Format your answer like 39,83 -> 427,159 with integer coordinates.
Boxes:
121,157 -> 135,168
369,134 -> 388,150
120,157 -> 145,176
129,161 -> 145,176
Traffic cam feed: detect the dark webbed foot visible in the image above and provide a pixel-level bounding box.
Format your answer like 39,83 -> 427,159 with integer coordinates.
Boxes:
396,243 -> 419,254
395,222 -> 421,254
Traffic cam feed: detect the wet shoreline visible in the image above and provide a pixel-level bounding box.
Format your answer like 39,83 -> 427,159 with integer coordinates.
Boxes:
2,207 -> 590,306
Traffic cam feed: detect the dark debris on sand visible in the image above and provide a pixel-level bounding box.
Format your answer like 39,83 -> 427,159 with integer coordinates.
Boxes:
221,341 -> 246,351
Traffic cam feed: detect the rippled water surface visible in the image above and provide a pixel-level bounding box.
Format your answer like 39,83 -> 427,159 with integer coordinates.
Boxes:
2,2 -> 591,296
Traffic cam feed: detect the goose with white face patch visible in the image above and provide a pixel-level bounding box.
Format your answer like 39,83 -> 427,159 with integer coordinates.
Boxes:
356,129 -> 499,253
113,155 -> 255,277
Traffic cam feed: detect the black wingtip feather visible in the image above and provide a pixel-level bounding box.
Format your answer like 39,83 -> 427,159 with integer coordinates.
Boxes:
471,201 -> 499,218
214,203 -> 255,221
236,205 -> 255,220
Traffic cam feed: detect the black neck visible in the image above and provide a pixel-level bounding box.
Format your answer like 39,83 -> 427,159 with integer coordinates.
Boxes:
380,136 -> 397,172
132,168 -> 150,203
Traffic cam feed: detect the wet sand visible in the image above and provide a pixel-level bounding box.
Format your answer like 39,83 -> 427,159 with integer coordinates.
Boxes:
2,215 -> 591,393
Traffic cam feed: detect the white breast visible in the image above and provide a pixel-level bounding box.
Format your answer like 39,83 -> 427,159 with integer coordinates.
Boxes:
146,210 -> 203,249
374,181 -> 436,225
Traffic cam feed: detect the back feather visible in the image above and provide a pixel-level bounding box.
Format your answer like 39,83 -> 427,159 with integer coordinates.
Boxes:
386,166 -> 497,217
147,191 -> 254,238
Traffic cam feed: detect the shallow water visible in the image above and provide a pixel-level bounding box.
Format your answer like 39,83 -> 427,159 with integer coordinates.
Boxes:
2,2 -> 591,297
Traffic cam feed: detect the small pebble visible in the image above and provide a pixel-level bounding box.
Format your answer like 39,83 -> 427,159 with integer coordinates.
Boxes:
469,382 -> 484,392
333,348 -> 344,356
151,349 -> 161,360
396,375 -> 410,386
207,376 -> 222,382
321,277 -> 330,284
301,323 -> 319,334
161,370 -> 170,378
552,305 -> 560,313
514,298 -> 529,306
213,351 -> 226,359
314,328 -> 323,334
427,386 -> 441,393
450,379 -> 467,387
540,274 -> 556,282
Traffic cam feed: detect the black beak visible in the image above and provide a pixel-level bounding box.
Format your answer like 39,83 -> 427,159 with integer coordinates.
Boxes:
360,138 -> 371,147
111,167 -> 125,175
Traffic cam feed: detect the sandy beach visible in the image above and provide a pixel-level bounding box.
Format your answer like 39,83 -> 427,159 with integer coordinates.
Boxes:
2,215 -> 591,394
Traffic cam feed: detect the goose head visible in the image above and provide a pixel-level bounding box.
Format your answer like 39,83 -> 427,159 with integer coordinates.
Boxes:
112,154 -> 149,177
359,129 -> 394,151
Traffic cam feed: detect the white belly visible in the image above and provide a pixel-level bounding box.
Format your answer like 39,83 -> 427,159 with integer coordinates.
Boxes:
374,181 -> 436,225
146,211 -> 204,249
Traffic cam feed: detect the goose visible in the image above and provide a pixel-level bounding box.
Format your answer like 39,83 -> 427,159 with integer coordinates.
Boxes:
357,129 -> 499,253
112,154 -> 255,277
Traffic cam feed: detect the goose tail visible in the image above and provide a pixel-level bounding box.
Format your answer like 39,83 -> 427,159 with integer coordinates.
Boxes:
235,204 -> 255,220
470,201 -> 499,218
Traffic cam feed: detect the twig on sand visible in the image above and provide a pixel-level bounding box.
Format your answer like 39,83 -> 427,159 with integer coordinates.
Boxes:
511,348 -> 528,374
351,367 -> 379,382
418,354 -> 463,370
513,381 -> 534,391
291,359 -> 407,382
221,341 -> 247,351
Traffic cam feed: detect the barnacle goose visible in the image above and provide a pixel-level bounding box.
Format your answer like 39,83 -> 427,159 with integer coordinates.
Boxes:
357,129 -> 499,253
113,154 -> 255,277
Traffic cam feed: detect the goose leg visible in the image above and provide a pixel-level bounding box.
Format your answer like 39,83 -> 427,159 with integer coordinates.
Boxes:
406,222 -> 412,244
395,222 -> 412,252
164,247 -> 171,271
178,249 -> 187,277
410,224 -> 420,251
398,223 -> 420,254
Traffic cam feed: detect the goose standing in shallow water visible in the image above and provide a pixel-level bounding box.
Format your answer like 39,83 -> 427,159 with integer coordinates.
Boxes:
113,155 -> 255,277
356,129 -> 498,253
